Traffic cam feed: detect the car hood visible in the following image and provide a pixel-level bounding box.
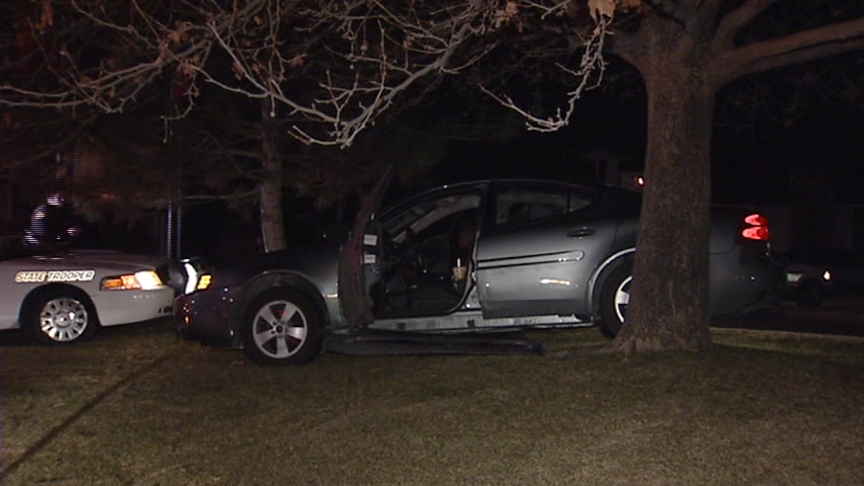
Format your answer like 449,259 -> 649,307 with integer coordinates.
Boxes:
2,250 -> 167,272
210,242 -> 343,286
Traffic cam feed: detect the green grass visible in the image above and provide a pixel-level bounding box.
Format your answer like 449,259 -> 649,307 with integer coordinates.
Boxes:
2,321 -> 863,485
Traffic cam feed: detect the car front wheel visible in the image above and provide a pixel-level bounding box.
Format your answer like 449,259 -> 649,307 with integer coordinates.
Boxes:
598,264 -> 632,337
241,289 -> 323,365
24,289 -> 98,344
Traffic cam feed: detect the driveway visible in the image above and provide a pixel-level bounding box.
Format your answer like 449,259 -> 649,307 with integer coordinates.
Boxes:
712,286 -> 864,337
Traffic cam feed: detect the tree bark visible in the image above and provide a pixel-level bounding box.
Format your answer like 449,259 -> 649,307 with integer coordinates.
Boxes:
259,99 -> 287,253
612,54 -> 717,354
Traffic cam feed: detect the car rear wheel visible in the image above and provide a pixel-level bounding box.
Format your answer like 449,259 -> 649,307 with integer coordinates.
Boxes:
24,288 -> 98,344
241,288 -> 323,365
598,264 -> 632,337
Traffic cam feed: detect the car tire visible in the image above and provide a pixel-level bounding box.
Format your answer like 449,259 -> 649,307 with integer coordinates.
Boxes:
240,288 -> 323,365
24,288 -> 99,345
597,263 -> 632,337
796,280 -> 824,307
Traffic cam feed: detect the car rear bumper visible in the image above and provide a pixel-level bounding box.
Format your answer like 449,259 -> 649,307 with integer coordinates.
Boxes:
709,254 -> 786,316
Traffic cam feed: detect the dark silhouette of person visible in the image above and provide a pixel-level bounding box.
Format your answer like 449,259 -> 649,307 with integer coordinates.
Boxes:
23,193 -> 81,250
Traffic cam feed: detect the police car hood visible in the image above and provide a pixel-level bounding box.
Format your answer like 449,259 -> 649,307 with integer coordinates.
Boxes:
11,250 -> 166,272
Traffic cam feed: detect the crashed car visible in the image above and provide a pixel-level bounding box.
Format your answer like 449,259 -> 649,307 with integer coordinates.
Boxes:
176,173 -> 787,365
0,250 -> 203,344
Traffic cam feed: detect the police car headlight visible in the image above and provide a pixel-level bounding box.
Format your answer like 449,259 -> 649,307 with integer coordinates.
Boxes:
101,270 -> 164,291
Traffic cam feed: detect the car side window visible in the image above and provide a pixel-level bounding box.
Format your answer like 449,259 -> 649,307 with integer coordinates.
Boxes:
493,187 -> 593,227
384,192 -> 482,244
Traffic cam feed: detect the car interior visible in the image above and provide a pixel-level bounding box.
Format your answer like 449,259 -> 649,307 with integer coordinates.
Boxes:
371,193 -> 482,318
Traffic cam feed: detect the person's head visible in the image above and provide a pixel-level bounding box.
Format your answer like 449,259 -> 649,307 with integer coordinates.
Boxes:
46,193 -> 65,206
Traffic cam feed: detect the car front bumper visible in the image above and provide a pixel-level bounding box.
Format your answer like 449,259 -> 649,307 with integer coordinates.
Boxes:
174,287 -> 238,346
91,288 -> 175,326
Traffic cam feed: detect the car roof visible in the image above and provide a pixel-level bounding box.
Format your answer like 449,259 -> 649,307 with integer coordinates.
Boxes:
422,178 -> 641,199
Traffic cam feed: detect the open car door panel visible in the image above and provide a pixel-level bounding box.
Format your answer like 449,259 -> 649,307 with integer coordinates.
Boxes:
338,167 -> 394,329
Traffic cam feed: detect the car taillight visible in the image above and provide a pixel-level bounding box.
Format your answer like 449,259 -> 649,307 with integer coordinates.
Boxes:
742,213 -> 770,241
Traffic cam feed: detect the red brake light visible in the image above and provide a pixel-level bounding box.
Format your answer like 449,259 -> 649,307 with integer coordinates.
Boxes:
742,226 -> 770,240
744,214 -> 768,226
742,213 -> 770,241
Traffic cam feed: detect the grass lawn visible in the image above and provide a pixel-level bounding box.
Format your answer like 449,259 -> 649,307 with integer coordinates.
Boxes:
2,320 -> 863,485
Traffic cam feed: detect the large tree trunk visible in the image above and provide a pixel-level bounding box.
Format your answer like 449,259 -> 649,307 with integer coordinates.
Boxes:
260,153 -> 286,252
612,58 -> 717,354
259,99 -> 287,253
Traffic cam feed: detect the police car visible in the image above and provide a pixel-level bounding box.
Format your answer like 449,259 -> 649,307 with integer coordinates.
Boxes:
0,250 -> 202,344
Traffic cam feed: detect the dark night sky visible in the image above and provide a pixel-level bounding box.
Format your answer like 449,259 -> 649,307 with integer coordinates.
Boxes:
712,103 -> 864,206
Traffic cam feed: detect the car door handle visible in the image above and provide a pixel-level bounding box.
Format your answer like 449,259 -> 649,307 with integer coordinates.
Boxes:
567,227 -> 596,237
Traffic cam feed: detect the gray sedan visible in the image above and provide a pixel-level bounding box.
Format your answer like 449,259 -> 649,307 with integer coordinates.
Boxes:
175,178 -> 786,364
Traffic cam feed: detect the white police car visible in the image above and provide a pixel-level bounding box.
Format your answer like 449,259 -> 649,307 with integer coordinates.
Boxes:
0,250 -> 201,344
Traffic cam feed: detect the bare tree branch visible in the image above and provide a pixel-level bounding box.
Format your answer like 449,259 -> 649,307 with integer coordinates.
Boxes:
0,0 -> 515,148
479,13 -> 611,132
3,0 -> 861,148
711,0 -> 780,52
710,16 -> 864,84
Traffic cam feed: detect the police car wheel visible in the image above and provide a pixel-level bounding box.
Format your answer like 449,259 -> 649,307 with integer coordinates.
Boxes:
240,288 -> 323,365
24,289 -> 98,345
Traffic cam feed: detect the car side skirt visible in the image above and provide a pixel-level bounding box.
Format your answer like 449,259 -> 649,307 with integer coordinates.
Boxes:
367,309 -> 593,333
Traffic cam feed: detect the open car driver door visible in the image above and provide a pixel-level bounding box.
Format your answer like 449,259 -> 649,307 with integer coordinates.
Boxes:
338,166 -> 394,330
